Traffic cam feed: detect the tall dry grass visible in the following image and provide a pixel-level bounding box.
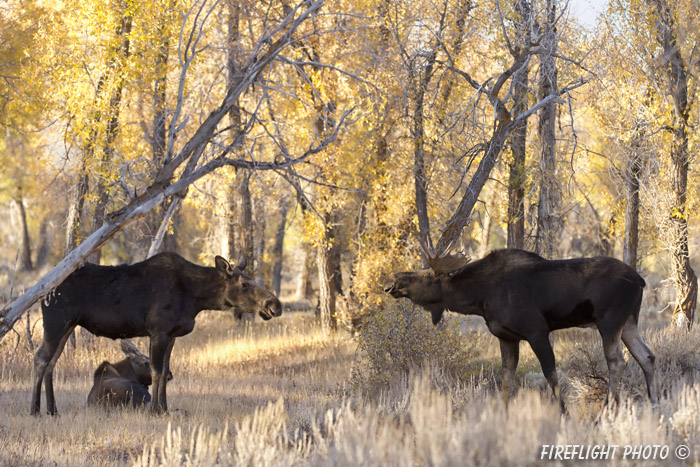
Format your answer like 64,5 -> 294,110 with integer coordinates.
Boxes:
1,306 -> 700,466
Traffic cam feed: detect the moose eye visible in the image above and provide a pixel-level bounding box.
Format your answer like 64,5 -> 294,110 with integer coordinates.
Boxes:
241,283 -> 250,291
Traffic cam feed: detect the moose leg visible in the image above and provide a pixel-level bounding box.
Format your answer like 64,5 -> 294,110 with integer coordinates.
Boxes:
31,343 -> 51,415
499,338 -> 520,405
43,327 -> 76,415
157,338 -> 176,412
600,329 -> 625,406
149,335 -> 174,414
621,320 -> 657,404
31,325 -> 75,415
528,334 -> 565,412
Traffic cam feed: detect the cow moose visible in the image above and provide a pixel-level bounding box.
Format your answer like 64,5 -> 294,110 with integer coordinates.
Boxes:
384,246 -> 657,410
31,252 -> 282,415
87,340 -> 173,408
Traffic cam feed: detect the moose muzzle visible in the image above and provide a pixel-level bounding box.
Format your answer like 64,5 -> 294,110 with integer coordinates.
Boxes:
260,298 -> 283,320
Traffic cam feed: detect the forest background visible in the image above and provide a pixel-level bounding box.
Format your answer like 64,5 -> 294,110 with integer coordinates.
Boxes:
1,0 -> 698,330
1,0 -> 700,464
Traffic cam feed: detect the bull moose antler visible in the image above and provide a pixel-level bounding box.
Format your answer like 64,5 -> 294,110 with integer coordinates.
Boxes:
420,237 -> 471,275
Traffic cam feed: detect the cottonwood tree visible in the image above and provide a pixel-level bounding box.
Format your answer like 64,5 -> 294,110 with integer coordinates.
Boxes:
61,0 -> 134,265
426,0 -> 587,257
267,1 -> 380,331
226,0 -> 255,267
378,0 -> 471,262
601,0 -> 698,327
622,123 -> 647,270
592,8 -> 655,270
0,0 -> 51,271
534,0 -> 562,258
649,0 -> 698,327
507,0 -> 532,250
143,0 -> 178,256
0,0 -> 353,339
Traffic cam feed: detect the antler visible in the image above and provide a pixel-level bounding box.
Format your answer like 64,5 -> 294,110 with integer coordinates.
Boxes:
420,237 -> 471,274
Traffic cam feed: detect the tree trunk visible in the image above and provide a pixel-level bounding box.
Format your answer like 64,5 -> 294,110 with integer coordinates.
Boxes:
88,12 -> 132,265
226,0 -> 254,264
63,163 -> 88,348
649,0 -> 698,327
299,27 -> 342,326
35,217 -> 51,268
481,192 -> 496,252
270,199 -> 290,296
228,173 -> 254,323
144,1 -> 174,257
296,242 -> 314,300
535,0 -> 561,259
228,171 -> 254,260
317,213 -> 340,332
412,50 -> 435,257
147,197 -> 180,258
507,0 -> 531,250
434,118 -> 511,253
64,162 -> 89,255
14,193 -> 33,271
254,195 -> 266,286
669,120 -> 697,326
623,137 -> 643,269
161,200 -> 180,253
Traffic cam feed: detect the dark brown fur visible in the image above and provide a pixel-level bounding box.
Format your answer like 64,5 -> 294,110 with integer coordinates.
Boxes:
87,358 -> 152,408
32,253 -> 281,415
87,340 -> 173,408
385,249 -> 657,409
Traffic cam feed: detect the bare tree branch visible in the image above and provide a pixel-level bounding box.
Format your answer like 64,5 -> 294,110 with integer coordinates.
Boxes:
0,0 -> 334,340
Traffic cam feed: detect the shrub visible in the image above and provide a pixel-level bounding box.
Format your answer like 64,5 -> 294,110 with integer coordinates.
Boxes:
351,300 -> 480,390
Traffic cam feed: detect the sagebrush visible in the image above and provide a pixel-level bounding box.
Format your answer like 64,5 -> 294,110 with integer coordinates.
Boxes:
351,300 -> 481,390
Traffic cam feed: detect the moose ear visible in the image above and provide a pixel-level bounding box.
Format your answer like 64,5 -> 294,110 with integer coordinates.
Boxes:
234,253 -> 248,272
120,339 -> 142,358
215,256 -> 234,276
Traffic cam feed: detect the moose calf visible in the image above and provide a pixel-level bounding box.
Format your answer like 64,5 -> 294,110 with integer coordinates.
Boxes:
88,340 -> 173,408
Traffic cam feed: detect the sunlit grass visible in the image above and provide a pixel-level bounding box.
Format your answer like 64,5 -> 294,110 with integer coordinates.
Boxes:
184,316 -> 334,368
1,309 -> 700,465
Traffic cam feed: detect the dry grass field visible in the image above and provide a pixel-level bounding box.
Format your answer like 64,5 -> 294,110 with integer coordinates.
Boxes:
1,302 -> 700,466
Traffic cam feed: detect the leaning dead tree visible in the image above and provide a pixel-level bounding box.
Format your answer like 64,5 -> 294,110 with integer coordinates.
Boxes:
430,2 -> 586,256
0,0 -> 352,339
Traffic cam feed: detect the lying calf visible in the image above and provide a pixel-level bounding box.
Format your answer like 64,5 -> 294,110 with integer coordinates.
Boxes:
87,340 -> 172,408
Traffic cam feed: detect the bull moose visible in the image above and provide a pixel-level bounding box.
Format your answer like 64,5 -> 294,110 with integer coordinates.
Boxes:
32,252 -> 282,415
87,340 -> 173,408
384,247 -> 657,410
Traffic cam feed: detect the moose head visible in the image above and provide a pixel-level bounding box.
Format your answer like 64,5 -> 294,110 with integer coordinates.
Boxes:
214,254 -> 282,321
383,240 -> 471,324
